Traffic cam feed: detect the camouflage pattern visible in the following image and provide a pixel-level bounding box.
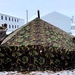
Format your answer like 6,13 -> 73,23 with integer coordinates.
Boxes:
0,45 -> 75,71
0,18 -> 75,71
1,18 -> 75,50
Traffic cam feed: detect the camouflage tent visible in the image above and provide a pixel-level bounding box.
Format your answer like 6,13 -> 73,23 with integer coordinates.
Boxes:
0,18 -> 75,71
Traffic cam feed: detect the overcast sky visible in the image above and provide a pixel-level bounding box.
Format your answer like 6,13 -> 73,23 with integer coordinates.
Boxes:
0,0 -> 75,22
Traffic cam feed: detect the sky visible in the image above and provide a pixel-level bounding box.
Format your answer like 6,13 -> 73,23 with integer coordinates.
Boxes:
0,0 -> 75,23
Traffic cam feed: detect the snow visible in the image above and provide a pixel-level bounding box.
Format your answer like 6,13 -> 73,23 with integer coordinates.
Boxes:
0,70 -> 75,75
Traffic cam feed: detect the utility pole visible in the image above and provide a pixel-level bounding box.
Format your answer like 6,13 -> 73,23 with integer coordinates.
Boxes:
26,10 -> 28,23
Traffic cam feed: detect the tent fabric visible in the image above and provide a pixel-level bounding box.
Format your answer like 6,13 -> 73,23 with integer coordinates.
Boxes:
0,18 -> 75,71
1,18 -> 75,51
0,45 -> 75,71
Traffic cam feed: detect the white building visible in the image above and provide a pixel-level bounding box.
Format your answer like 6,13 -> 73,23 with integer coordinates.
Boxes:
41,11 -> 71,33
0,13 -> 25,34
71,16 -> 75,36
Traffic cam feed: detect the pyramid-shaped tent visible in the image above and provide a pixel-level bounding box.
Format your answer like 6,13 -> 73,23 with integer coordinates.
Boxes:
0,18 -> 75,71
1,18 -> 75,50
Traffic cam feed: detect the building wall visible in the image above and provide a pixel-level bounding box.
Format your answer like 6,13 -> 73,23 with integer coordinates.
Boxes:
41,11 -> 71,33
0,13 -> 25,34
71,16 -> 75,36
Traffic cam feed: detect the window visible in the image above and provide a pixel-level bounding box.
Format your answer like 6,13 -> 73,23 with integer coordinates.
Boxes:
15,19 -> 16,22
5,16 -> 7,20
71,26 -> 75,30
9,25 -> 11,28
17,25 -> 19,28
15,25 -> 16,28
1,16 -> 3,20
12,25 -> 14,28
17,19 -> 19,22
2,24 -> 3,26
9,17 -> 10,21
12,18 -> 13,21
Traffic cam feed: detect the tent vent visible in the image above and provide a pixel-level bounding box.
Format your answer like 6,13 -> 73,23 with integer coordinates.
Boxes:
37,10 -> 40,18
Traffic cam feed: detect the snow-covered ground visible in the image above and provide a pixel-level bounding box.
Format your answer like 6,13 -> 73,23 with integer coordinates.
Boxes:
0,70 -> 75,75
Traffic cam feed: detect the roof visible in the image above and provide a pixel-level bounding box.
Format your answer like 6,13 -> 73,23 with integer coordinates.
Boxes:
0,13 -> 24,20
1,18 -> 75,50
